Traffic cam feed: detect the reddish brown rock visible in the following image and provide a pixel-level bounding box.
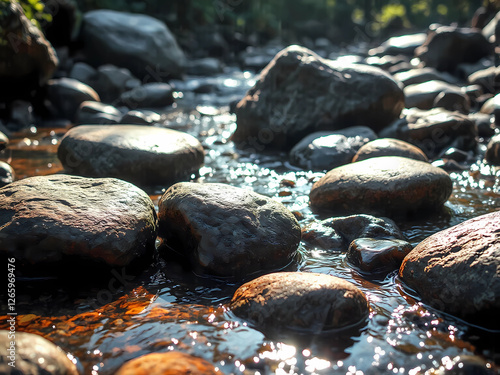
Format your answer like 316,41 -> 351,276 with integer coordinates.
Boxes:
309,156 -> 452,217
230,272 -> 369,334
115,352 -> 222,375
352,138 -> 428,163
399,210 -> 500,328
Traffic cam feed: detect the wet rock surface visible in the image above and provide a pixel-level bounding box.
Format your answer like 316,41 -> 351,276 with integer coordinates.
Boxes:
0,175 -> 157,268
485,134 -> 500,165
0,131 -> 8,151
81,9 -> 186,80
0,161 -> 15,187
352,138 -> 428,162
230,272 -> 370,334
394,67 -> 459,87
289,126 -> 377,170
158,182 -> 301,278
380,108 -> 477,158
302,214 -> 404,251
310,156 -> 453,217
0,331 -> 78,375
368,33 -> 427,57
404,80 -> 464,110
119,83 -> 174,109
75,101 -> 122,125
58,125 -> 204,186
233,45 -> 404,150
400,210 -> 500,328
346,238 -> 412,278
115,352 -> 222,375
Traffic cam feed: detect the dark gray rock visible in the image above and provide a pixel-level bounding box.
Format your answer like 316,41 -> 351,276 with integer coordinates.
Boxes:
468,66 -> 500,94
10,100 -> 34,128
69,62 -> 97,86
368,33 -> 427,57
302,214 -> 404,251
485,134 -> 500,165
0,331 -> 78,375
432,90 -> 470,114
158,182 -> 301,278
0,161 -> 14,187
187,58 -> 224,76
415,26 -> 492,72
346,238 -> 412,278
352,138 -> 428,162
58,125 -> 204,186
289,126 -> 377,171
0,175 -> 157,267
93,65 -> 141,103
230,272 -> 369,334
46,78 -> 100,121
404,80 -> 464,110
479,94 -> 500,115
233,45 -> 404,151
119,83 -> 174,109
380,108 -> 477,158
393,68 -> 460,87
468,112 -> 495,138
310,156 -> 452,217
75,101 -> 122,125
400,210 -> 500,328
364,55 -> 409,71
0,131 -> 9,151
120,110 -> 161,125
81,9 -> 186,80
0,2 -> 58,98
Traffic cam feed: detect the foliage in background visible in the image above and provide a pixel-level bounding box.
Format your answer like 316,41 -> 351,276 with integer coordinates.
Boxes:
0,0 -> 52,29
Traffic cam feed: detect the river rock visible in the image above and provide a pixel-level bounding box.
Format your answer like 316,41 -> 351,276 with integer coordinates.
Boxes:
75,101 -> 122,125
485,134 -> 500,165
58,125 -> 204,186
46,78 -> 101,121
399,210 -> 500,328
230,272 -> 369,334
0,175 -> 157,268
289,126 -> 377,171
93,65 -> 141,103
0,131 -> 8,151
393,68 -> 459,87
368,33 -> 427,57
158,182 -> 301,278
302,214 -> 404,251
468,66 -> 500,94
346,238 -> 412,278
415,26 -> 492,72
0,161 -> 15,187
380,108 -> 477,158
81,9 -> 186,80
0,331 -> 78,375
433,90 -> 470,114
233,45 -> 404,150
120,110 -> 161,125
69,62 -> 97,86
352,138 -> 428,163
404,80 -> 464,110
0,2 -> 58,99
310,156 -> 452,217
119,83 -> 174,109
115,352 -> 222,375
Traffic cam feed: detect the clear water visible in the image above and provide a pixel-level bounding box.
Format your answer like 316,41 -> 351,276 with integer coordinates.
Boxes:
1,68 -> 499,374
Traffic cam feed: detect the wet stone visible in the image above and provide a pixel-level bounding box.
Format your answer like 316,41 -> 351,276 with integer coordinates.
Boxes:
380,108 -> 477,158
302,214 -> 404,251
158,182 -> 301,279
230,272 -> 370,334
346,238 -> 413,278
75,101 -> 122,125
485,134 -> 500,165
467,66 -> 500,94
115,352 -> 223,375
0,161 -> 15,187
404,80 -> 464,110
0,175 -> 157,268
309,156 -> 452,217
0,331 -> 79,375
120,110 -> 161,125
352,138 -> 428,163
393,67 -> 460,87
119,83 -> 174,109
289,126 -> 377,171
0,131 -> 8,151
233,45 -> 404,150
368,33 -> 427,57
399,210 -> 500,328
433,90 -> 470,114
58,125 -> 204,186
46,78 -> 101,121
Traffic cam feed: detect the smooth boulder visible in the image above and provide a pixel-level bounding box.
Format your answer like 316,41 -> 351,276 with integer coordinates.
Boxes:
368,33 -> 427,57
58,125 -> 204,186
0,131 -> 8,151
289,126 -> 377,170
81,9 -> 186,80
233,45 -> 404,150
352,138 -> 428,162
115,352 -> 222,375
0,331 -> 78,375
310,156 -> 452,217
404,80 -> 464,110
0,175 -> 157,267
119,83 -> 174,109
485,134 -> 500,165
158,182 -> 301,278
399,210 -> 500,328
230,272 -> 369,334
0,161 -> 15,187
